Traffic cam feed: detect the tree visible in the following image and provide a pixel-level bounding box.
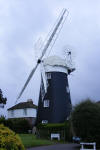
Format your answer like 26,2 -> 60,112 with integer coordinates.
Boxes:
71,99 -> 100,146
0,89 -> 7,105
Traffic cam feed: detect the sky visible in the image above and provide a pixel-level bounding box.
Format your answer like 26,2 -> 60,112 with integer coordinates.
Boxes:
0,0 -> 100,116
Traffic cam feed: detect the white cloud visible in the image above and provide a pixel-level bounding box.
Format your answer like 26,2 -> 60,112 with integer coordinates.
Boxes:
0,0 -> 100,116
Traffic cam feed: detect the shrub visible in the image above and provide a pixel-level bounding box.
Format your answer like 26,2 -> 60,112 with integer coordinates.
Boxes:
0,116 -> 5,125
0,124 -> 25,150
9,118 -> 32,133
0,117 -> 32,133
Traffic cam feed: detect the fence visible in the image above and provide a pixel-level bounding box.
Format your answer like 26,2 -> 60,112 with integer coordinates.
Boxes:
80,142 -> 96,150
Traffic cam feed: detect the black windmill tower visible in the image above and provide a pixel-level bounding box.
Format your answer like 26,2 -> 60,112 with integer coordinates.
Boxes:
17,9 -> 75,124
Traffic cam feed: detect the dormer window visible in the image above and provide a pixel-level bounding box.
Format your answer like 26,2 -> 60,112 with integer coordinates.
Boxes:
43,100 -> 50,107
47,73 -> 51,79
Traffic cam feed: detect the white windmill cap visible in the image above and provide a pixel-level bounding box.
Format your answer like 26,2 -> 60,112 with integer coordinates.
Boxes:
43,55 -> 70,74
43,55 -> 68,68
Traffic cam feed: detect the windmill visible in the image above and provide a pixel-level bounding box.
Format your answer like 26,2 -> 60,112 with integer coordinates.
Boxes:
17,9 -> 75,124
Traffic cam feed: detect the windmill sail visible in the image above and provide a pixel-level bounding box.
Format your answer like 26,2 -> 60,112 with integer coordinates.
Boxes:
17,63 -> 38,99
40,9 -> 66,60
17,8 -> 67,100
41,62 -> 48,94
40,74 -> 46,101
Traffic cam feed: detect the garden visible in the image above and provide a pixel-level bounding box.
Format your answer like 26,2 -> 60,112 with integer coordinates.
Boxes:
19,134 -> 54,148
1,88 -> 100,149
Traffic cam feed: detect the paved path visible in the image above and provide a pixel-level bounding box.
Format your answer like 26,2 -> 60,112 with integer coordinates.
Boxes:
27,143 -> 80,150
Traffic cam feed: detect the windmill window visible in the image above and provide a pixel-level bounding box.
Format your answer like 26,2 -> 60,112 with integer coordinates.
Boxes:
42,120 -> 48,124
23,108 -> 27,116
43,100 -> 49,107
47,73 -> 51,79
66,86 -> 70,93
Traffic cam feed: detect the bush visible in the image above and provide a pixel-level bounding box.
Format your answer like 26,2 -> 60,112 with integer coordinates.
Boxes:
0,124 -> 25,150
0,117 -> 32,133
71,99 -> 100,147
37,121 -> 72,141
0,116 -> 5,125
9,118 -> 32,133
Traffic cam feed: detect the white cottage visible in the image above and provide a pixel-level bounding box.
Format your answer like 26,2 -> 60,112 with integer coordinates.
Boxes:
7,99 -> 37,125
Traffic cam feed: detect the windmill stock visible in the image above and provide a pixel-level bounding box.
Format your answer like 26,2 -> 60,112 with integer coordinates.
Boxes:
17,8 -> 75,124
17,9 -> 67,100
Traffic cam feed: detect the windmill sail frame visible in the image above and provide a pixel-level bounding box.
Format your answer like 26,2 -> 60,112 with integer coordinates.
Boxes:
17,8 -> 68,100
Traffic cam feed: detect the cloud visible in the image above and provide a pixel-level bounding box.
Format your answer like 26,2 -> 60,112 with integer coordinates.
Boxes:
0,0 -> 100,116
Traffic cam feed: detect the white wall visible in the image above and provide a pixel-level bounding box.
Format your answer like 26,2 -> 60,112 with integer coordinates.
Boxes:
8,108 -> 37,118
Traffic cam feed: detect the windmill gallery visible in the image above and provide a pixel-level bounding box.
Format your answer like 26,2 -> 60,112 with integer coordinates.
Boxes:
15,9 -> 75,127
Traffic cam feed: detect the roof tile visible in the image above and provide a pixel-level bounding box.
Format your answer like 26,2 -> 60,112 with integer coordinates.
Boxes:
8,101 -> 37,110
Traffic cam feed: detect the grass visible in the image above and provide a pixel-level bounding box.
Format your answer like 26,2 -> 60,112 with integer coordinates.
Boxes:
19,134 -> 55,148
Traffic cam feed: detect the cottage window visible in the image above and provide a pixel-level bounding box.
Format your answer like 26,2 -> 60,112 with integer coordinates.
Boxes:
66,86 -> 70,93
43,100 -> 49,107
11,110 -> 14,117
42,120 -> 48,124
23,108 -> 27,116
47,73 -> 51,79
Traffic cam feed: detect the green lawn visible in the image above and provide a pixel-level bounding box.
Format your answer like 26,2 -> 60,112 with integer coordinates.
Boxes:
19,134 -> 55,148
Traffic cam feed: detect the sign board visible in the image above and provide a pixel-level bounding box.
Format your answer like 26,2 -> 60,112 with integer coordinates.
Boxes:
51,133 -> 60,140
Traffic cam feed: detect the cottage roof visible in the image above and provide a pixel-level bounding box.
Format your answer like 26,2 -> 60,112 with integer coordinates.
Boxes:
8,101 -> 37,110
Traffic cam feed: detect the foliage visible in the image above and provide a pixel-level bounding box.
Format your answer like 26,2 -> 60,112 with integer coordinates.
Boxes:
0,117 -> 32,133
37,123 -> 66,129
37,121 -> 72,141
0,124 -> 25,150
0,116 -> 5,124
0,89 -> 7,105
9,118 -> 32,133
19,134 -> 54,148
71,99 -> 100,146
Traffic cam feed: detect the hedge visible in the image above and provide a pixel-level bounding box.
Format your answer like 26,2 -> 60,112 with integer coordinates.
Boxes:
0,117 -> 32,133
37,121 -> 72,141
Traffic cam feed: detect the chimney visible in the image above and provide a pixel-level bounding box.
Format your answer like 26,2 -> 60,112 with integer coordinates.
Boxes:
27,99 -> 33,103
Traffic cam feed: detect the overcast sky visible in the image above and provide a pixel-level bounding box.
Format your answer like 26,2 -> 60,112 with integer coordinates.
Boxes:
0,0 -> 100,115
